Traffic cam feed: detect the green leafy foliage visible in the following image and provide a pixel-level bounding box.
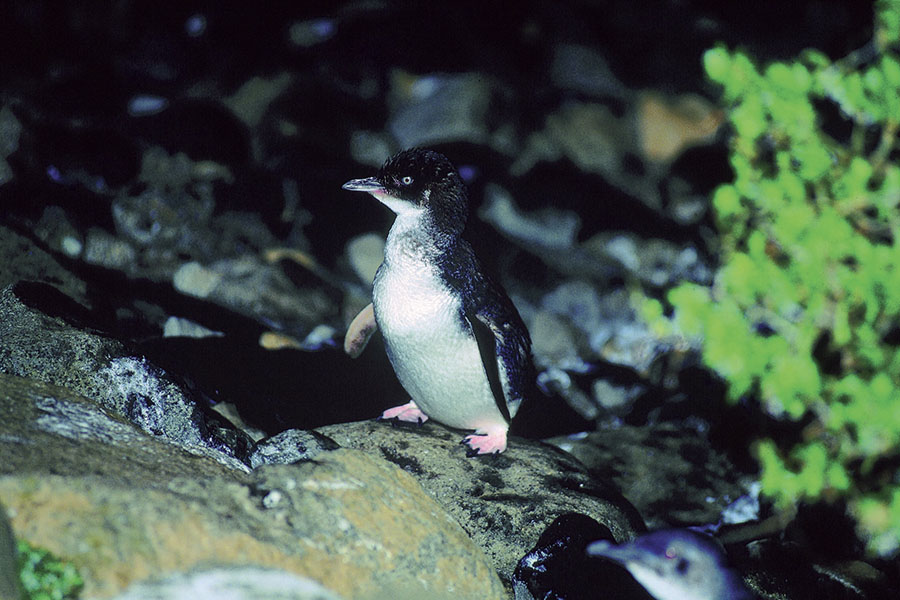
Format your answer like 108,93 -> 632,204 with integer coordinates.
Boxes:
648,0 -> 900,556
17,541 -> 83,600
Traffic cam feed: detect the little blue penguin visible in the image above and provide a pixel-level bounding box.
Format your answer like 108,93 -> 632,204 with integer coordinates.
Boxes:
587,529 -> 753,600
342,148 -> 534,455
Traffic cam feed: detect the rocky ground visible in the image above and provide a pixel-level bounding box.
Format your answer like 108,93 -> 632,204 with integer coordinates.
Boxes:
0,2 -> 897,599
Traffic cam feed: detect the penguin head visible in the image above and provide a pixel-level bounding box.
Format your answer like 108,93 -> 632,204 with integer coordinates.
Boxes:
587,530 -> 751,600
343,148 -> 468,231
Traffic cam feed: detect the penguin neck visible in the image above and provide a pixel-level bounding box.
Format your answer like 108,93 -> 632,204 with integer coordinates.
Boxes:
384,210 -> 458,268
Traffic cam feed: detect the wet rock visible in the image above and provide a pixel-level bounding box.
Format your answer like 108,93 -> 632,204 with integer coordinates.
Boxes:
550,44 -> 630,100
349,130 -> 394,167
537,368 -> 602,421
172,254 -> 334,328
345,232 -> 384,284
736,537 -> 897,600
162,316 -> 224,339
537,281 -> 651,372
99,147 -> 243,281
288,19 -> 337,49
172,261 -> 222,298
0,374 -> 507,599
110,567 -> 345,600
249,429 -> 341,468
0,105 -> 21,158
29,144 -> 333,336
529,311 -> 581,366
541,281 -> 605,348
0,283 -> 251,470
0,105 -> 21,186
545,102 -> 626,176
387,71 -> 501,150
531,281 -> 666,382
512,513 -> 652,600
479,184 -> 580,251
83,227 -> 138,270
0,224 -> 88,305
509,102 -> 664,216
635,92 -> 723,165
33,206 -> 84,259
582,232 -> 711,288
315,419 -> 646,588
478,184 -> 608,279
548,423 -> 749,529
224,72 -> 294,130
592,379 -> 642,417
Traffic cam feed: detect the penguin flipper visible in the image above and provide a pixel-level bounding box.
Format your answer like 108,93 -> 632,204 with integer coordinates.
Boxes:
344,303 -> 378,358
466,309 -> 512,424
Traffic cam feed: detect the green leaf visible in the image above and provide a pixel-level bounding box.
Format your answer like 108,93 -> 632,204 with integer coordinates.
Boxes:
796,442 -> 828,497
731,96 -> 768,140
827,461 -> 851,491
794,143 -> 832,181
833,300 -> 852,345
719,252 -> 758,304
704,46 -> 731,84
696,5 -> 900,556
668,283 -> 710,337
712,184 -> 742,220
878,0 -> 900,44
864,66 -> 887,96
881,54 -> 900,88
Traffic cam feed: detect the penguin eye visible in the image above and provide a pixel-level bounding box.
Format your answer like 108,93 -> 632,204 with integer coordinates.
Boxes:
400,175 -> 414,185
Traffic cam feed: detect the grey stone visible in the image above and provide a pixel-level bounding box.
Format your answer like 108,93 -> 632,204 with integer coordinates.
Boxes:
345,233 -> 384,284
583,231 -> 712,288
0,105 -> 22,158
316,419 -> 645,587
541,281 -> 605,341
174,255 -> 335,327
528,311 -> 580,367
387,71 -> 495,149
477,186 -> 608,278
162,316 -> 225,339
479,184 -> 580,251
0,374 -> 506,600
349,130 -> 394,168
249,429 -> 341,468
173,261 -> 222,298
83,228 -> 138,270
0,284 -> 251,470
0,224 -> 89,305
539,281 -> 667,374
288,19 -> 336,48
110,567 -> 345,600
548,422 -> 748,529
544,102 -> 624,176
510,101 -> 664,213
550,44 -> 629,100
0,158 -> 11,188
19,145 -> 334,336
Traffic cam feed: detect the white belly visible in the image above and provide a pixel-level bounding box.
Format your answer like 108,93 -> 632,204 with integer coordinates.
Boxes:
372,259 -> 506,431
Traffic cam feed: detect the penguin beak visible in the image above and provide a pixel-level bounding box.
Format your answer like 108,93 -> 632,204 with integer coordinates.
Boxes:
342,177 -> 383,193
587,540 -> 648,565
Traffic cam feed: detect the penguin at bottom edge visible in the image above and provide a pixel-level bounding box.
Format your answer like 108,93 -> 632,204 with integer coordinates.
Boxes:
587,529 -> 754,600
342,148 -> 535,456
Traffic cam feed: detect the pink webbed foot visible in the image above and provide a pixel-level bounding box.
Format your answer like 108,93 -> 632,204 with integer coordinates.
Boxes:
463,427 -> 508,456
379,401 -> 429,424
